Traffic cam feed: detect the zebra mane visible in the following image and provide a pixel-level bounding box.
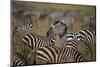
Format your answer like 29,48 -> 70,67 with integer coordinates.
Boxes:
46,27 -> 53,36
59,26 -> 67,39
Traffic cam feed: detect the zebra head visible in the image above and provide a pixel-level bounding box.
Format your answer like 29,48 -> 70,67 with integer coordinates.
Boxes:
50,21 -> 67,36
51,19 -> 68,39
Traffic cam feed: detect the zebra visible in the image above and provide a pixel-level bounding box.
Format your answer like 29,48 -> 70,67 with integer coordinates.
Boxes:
76,30 -> 96,45
50,14 -> 96,61
76,29 -> 96,60
12,23 -> 34,53
11,50 -> 27,67
60,30 -> 96,61
60,33 -> 77,46
22,21 -> 67,50
27,44 -> 84,64
12,22 -> 34,38
57,45 -> 84,63
11,23 -> 34,66
27,45 -> 60,64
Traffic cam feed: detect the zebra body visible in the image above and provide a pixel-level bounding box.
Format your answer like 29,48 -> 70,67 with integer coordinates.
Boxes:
35,45 -> 60,64
22,32 -> 56,50
22,21 -> 67,50
60,30 -> 96,61
60,30 -> 95,46
27,44 -> 84,64
11,50 -> 27,67
77,30 -> 96,60
58,46 -> 84,63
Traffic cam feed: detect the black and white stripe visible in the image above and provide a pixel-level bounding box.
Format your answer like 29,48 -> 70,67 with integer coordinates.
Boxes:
60,33 -> 76,46
76,30 -> 96,59
22,27 -> 56,50
76,30 -> 95,46
35,45 -> 60,64
22,21 -> 67,50
60,30 -> 95,48
11,50 -> 27,67
60,30 -> 96,60
27,44 -> 84,64
58,46 -> 84,63
12,23 -> 33,38
15,23 -> 33,32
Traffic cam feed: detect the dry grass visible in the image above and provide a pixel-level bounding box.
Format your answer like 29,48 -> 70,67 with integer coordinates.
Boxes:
12,1 -> 96,47
11,1 -> 96,63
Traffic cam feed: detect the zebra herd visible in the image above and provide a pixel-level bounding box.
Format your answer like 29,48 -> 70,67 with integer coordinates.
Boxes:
11,17 -> 96,66
11,7 -> 96,66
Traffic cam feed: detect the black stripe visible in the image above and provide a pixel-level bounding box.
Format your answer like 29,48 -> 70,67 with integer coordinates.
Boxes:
37,47 -> 52,62
23,37 -> 30,45
74,51 -> 81,62
66,43 -> 76,49
77,35 -> 85,40
37,38 -> 43,48
31,34 -> 37,49
26,34 -> 34,49
50,37 -> 55,45
79,31 -> 88,40
36,56 -> 48,63
61,48 -> 68,62
67,36 -> 74,39
36,51 -> 49,62
83,30 -> 93,39
45,46 -> 56,62
84,30 -> 93,44
70,41 -> 78,48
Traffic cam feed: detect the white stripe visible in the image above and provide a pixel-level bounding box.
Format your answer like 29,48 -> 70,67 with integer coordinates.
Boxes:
29,34 -> 35,47
24,35 -> 32,46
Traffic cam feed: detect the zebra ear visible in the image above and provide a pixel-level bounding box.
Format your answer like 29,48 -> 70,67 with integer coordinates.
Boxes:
50,24 -> 54,28
61,19 -> 66,24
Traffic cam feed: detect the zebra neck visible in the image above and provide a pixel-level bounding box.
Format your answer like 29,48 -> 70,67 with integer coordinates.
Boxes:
46,33 -> 56,43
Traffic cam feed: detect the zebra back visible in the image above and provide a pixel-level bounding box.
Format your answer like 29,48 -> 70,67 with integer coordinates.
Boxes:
63,40 -> 80,50
77,30 -> 96,60
27,45 -> 61,64
27,45 -> 84,64
22,31 -> 56,50
57,47 -> 84,63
